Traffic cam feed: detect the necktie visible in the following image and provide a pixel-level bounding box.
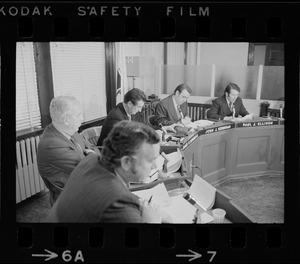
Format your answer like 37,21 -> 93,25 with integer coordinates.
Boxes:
70,137 -> 85,158
177,106 -> 183,119
229,102 -> 233,112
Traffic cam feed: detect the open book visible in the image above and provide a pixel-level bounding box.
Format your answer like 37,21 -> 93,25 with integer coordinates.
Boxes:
185,174 -> 216,211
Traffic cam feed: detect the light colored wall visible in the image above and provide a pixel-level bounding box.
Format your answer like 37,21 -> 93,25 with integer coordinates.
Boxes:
199,42 -> 249,65
123,43 -> 284,115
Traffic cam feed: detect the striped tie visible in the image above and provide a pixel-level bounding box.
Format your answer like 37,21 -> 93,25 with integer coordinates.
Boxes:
177,106 -> 184,119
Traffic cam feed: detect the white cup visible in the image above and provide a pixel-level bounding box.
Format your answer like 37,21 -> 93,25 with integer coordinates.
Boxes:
212,208 -> 226,223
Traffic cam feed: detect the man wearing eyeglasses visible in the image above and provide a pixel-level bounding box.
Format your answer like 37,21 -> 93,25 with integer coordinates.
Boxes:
154,84 -> 192,127
46,120 -> 172,223
207,82 -> 249,121
97,88 -> 147,146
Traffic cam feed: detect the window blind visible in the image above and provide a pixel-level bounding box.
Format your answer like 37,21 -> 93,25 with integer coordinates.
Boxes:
50,42 -> 107,122
16,42 -> 42,131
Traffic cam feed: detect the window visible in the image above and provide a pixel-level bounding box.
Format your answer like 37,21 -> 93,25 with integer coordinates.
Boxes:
50,42 -> 107,122
16,42 -> 41,131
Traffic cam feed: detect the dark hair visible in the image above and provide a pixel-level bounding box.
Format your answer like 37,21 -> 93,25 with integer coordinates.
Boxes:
173,84 -> 192,95
224,83 -> 240,95
101,120 -> 160,171
124,88 -> 147,105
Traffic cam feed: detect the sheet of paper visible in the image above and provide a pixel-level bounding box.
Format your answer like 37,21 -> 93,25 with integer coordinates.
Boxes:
186,119 -> 215,129
132,183 -> 171,207
236,113 -> 254,122
162,195 -> 197,223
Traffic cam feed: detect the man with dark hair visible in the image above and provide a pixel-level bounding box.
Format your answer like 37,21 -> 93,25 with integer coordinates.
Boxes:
45,121 -> 171,223
207,82 -> 249,121
37,95 -> 99,206
154,83 -> 192,126
97,88 -> 147,146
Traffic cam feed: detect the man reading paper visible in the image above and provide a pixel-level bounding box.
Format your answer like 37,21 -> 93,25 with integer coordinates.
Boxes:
207,83 -> 250,121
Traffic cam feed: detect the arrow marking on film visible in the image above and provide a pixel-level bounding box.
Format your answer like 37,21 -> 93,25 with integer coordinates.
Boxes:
176,249 -> 202,262
32,249 -> 58,261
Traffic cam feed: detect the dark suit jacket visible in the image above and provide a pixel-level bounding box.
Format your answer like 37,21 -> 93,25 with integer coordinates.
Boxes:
207,95 -> 249,120
97,103 -> 130,146
154,95 -> 188,126
45,153 -> 143,223
37,123 -> 98,205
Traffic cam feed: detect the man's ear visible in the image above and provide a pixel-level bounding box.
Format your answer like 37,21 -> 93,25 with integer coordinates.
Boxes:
63,116 -> 70,125
127,101 -> 133,108
120,156 -> 132,172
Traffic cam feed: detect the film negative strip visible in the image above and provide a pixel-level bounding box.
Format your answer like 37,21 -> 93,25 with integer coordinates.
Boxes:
0,0 -> 299,263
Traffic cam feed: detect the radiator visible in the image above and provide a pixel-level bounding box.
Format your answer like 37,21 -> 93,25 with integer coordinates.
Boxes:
16,135 -> 47,203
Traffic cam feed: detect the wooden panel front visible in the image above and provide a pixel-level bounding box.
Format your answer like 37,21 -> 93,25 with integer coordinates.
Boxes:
180,125 -> 284,185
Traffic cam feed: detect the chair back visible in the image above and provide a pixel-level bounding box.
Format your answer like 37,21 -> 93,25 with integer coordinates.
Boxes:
81,126 -> 102,146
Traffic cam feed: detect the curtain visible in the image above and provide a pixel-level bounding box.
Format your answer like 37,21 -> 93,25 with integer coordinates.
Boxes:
50,42 -> 107,122
16,42 -> 41,131
115,42 -> 128,104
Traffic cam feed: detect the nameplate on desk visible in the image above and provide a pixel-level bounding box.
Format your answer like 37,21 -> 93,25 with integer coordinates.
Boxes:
201,124 -> 234,135
182,134 -> 199,151
237,120 -> 279,128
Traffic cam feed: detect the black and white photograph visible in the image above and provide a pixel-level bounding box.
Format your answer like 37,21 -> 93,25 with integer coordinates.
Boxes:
15,42 -> 284,224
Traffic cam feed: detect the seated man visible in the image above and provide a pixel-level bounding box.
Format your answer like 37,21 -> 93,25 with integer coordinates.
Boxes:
154,84 -> 192,126
207,82 -> 249,121
97,88 -> 147,146
45,121 -> 171,223
37,95 -> 99,206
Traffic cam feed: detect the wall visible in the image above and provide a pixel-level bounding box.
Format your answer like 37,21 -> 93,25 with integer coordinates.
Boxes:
122,42 -> 284,116
199,42 -> 249,65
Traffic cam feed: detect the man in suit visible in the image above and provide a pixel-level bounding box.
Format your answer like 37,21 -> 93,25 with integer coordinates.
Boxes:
45,120 -> 172,223
97,88 -> 147,146
154,84 -> 192,126
207,83 -> 249,121
37,95 -> 99,206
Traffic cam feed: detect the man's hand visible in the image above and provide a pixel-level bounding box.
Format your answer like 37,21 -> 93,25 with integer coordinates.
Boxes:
181,116 -> 191,126
141,200 -> 172,223
83,149 -> 95,155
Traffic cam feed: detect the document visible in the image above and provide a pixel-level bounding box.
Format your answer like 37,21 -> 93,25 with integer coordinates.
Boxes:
235,113 -> 254,122
186,174 -> 216,211
185,119 -> 215,130
162,195 -> 197,223
132,183 -> 171,207
132,183 -> 197,223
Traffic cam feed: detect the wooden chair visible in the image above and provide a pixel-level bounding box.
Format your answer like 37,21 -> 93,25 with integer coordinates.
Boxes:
81,126 -> 102,146
187,103 -> 211,121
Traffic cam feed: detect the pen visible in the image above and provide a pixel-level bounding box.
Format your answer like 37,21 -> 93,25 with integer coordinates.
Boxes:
148,195 -> 153,205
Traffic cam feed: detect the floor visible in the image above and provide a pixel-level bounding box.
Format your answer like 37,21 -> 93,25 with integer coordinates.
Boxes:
16,174 -> 284,223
